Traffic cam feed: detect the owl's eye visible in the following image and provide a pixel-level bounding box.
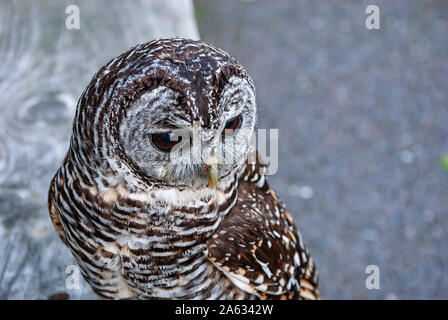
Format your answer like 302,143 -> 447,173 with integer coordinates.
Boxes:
150,132 -> 182,152
222,114 -> 242,135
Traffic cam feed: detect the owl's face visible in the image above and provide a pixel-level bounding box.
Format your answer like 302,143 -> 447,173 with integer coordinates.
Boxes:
114,39 -> 256,190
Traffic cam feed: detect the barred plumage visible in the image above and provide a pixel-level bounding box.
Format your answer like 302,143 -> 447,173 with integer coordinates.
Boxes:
48,38 -> 319,300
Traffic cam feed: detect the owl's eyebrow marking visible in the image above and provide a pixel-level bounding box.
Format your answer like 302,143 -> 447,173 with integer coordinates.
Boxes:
153,114 -> 192,130
153,119 -> 180,129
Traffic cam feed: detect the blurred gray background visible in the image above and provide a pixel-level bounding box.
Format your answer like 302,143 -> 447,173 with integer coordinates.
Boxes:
1,0 -> 447,299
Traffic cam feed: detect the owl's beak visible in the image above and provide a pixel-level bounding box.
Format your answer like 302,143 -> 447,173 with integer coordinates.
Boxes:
204,155 -> 219,189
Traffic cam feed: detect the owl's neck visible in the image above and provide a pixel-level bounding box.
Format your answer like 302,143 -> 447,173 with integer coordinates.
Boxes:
79,160 -> 241,218
146,167 -> 241,228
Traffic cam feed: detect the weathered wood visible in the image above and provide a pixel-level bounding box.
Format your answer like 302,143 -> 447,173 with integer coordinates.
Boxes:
0,0 -> 198,299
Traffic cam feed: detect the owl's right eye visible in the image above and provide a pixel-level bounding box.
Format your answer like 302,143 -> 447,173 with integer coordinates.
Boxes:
150,132 -> 182,153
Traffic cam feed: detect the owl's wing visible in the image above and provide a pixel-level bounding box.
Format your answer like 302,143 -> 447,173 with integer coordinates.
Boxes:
206,159 -> 319,300
48,172 -> 68,245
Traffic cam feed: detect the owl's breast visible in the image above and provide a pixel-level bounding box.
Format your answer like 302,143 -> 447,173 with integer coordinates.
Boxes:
108,183 -> 240,298
51,162 -> 242,299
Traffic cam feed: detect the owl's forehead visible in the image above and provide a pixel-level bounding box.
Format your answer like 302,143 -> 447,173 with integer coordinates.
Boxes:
149,38 -> 234,72
113,39 -> 252,128
86,39 -> 253,133
145,40 -> 247,127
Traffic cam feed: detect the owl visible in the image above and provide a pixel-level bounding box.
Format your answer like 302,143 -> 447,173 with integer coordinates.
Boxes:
48,38 -> 319,300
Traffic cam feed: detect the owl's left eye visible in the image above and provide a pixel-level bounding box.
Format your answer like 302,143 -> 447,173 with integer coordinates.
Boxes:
150,132 -> 182,153
222,114 -> 242,135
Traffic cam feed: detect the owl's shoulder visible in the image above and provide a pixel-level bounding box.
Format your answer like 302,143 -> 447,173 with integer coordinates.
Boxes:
206,158 -> 319,299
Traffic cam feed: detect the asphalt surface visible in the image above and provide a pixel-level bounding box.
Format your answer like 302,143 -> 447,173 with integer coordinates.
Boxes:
195,0 -> 448,299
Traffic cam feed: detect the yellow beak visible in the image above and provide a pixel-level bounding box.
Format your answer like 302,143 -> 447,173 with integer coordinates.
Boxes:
204,155 -> 219,189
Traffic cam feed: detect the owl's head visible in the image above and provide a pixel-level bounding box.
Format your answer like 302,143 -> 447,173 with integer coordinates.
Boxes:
73,39 -> 256,191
